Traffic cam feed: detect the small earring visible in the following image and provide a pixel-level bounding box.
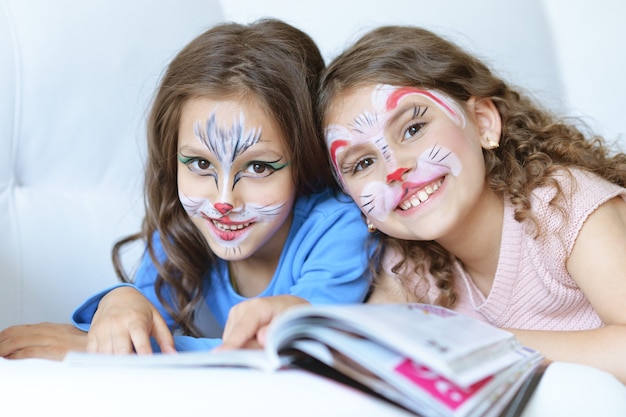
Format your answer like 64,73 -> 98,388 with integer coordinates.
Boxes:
486,138 -> 499,149
367,221 -> 377,233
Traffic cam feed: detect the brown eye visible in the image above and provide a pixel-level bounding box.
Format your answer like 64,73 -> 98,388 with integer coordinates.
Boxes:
197,159 -> 210,170
354,157 -> 375,173
252,162 -> 266,174
242,161 -> 277,178
182,157 -> 215,176
403,123 -> 425,141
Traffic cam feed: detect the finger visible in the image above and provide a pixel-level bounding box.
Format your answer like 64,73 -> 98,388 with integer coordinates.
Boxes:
0,334 -> 17,357
110,324 -> 137,355
5,345 -> 66,361
256,325 -> 269,347
0,326 -> 31,356
150,317 -> 176,354
221,315 -> 266,350
89,326 -> 116,354
85,331 -> 99,353
128,325 -> 154,355
240,338 -> 263,350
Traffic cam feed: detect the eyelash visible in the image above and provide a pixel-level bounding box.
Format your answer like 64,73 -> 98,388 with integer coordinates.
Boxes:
338,106 -> 430,177
179,156 -> 214,176
179,154 -> 288,181
402,105 -> 428,142
403,122 -> 426,141
339,156 -> 376,176
352,157 -> 375,174
241,160 -> 287,177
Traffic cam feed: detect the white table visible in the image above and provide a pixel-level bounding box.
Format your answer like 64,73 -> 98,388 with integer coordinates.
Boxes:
1,359 -> 624,416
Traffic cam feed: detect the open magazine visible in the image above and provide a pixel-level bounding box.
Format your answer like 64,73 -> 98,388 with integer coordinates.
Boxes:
64,303 -> 545,417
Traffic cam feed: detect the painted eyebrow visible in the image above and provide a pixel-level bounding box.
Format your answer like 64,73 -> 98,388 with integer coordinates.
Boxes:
239,148 -> 283,159
336,143 -> 372,165
193,114 -> 262,164
350,111 -> 379,133
177,144 -> 211,156
235,139 -> 286,160
388,103 -> 428,125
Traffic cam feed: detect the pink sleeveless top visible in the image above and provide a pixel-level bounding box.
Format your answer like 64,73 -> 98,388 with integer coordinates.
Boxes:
384,168 -> 626,330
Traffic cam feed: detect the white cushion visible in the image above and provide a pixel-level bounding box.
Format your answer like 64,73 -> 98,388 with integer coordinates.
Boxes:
0,0 -> 224,327
2,0 -> 625,330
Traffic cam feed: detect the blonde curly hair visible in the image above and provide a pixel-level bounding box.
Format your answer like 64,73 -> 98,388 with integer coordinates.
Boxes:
318,25 -> 626,307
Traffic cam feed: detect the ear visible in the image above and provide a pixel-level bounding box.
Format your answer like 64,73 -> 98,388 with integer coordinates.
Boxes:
467,97 -> 502,149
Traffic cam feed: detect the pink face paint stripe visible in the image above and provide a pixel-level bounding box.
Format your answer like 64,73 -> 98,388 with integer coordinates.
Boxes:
386,87 -> 459,120
330,139 -> 349,169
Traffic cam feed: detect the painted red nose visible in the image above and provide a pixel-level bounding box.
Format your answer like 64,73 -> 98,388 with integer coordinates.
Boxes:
214,203 -> 233,215
386,167 -> 409,183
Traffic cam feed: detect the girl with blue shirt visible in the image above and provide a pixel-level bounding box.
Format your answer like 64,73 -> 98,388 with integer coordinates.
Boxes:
75,19 -> 371,354
0,19 -> 370,359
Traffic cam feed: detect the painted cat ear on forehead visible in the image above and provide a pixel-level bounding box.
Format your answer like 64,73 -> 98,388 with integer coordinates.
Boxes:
467,97 -> 502,148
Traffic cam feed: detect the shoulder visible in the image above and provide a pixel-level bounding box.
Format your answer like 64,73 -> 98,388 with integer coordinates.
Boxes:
530,167 -> 626,219
528,167 -> 626,254
288,189 -> 368,249
295,188 -> 360,213
294,189 -> 363,223
534,167 -> 624,201
144,231 -> 166,261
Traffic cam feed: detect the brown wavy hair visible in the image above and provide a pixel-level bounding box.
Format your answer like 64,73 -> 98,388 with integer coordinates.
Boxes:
112,19 -> 329,336
318,25 -> 626,307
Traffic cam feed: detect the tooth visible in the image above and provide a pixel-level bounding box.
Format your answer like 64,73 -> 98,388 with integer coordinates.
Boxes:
410,196 -> 420,207
425,185 -> 433,194
418,190 -> 429,202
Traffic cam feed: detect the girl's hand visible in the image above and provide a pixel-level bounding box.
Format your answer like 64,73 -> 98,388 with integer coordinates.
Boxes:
87,286 -> 176,355
0,322 -> 87,361
218,295 -> 310,351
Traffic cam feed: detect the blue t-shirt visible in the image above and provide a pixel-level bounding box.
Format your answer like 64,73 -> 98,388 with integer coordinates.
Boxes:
73,189 -> 371,351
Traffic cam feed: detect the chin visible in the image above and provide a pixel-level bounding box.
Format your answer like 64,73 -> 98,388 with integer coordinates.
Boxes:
210,245 -> 250,261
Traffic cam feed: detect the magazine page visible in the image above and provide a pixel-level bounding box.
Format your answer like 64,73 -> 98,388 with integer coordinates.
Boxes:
266,303 -> 522,387
283,328 -> 543,417
64,347 -> 285,372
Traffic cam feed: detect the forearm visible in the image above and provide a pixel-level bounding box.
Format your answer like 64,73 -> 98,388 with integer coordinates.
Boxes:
508,325 -> 626,384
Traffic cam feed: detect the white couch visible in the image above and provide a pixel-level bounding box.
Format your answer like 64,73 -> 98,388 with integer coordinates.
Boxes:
3,0 -> 625,331
1,1 -> 625,415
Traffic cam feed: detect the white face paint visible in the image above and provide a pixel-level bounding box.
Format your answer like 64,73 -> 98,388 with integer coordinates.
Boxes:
325,84 -> 488,242
327,84 -> 464,221
177,97 -> 295,261
359,143 -> 462,221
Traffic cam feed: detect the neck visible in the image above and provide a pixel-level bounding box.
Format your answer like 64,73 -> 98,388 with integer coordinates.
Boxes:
229,257 -> 277,297
437,189 -> 504,297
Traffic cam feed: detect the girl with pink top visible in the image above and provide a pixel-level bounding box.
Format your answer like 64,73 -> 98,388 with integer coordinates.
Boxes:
315,25 -> 626,384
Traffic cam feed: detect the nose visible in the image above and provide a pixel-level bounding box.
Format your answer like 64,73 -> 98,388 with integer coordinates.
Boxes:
386,167 -> 409,183
214,202 -> 233,215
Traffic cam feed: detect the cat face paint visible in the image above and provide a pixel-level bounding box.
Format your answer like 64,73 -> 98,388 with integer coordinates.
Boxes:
327,85 -> 465,179
325,84 -> 485,241
177,97 -> 295,261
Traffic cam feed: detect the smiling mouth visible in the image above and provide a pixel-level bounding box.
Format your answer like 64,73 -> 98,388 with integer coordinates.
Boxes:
398,178 -> 443,211
203,216 -> 255,242
212,220 -> 252,231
